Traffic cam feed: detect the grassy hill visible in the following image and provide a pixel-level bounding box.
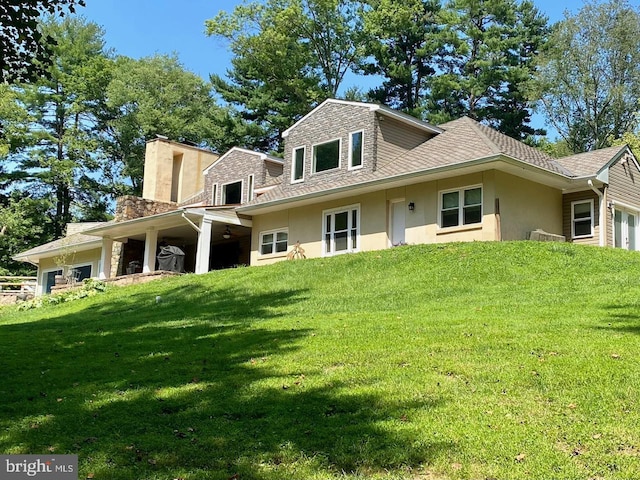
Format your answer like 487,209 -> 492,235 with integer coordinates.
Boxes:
1,241 -> 640,479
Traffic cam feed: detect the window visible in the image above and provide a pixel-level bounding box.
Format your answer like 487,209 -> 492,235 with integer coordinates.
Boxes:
211,183 -> 218,205
349,131 -> 363,169
222,181 -> 242,204
572,199 -> 594,238
324,205 -> 359,255
43,269 -> 62,294
440,186 -> 482,228
248,175 -> 254,201
260,230 -> 288,255
313,139 -> 340,173
292,147 -> 305,182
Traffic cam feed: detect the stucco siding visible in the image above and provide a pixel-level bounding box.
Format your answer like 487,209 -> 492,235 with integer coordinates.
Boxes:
250,171 -> 505,265
38,248 -> 102,295
142,140 -> 218,204
562,191 -> 601,246
494,171 -> 563,241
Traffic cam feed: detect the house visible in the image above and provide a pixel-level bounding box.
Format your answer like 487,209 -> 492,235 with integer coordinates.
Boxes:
14,99 -> 640,295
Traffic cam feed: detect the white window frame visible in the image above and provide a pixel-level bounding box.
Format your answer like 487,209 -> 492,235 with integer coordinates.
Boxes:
322,204 -> 360,256
312,137 -> 342,174
211,183 -> 218,205
292,146 -> 305,183
68,262 -> 94,282
40,267 -> 63,295
438,185 -> 483,229
221,180 -> 243,205
259,228 -> 289,257
571,199 -> 594,239
349,130 -> 364,170
248,174 -> 255,202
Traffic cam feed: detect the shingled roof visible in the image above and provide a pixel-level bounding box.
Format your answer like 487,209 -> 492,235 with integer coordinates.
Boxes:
554,145 -> 628,177
12,225 -> 106,262
241,114 -> 628,211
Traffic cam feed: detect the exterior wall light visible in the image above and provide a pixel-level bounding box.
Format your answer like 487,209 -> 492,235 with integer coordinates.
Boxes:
223,226 -> 232,239
408,202 -> 415,211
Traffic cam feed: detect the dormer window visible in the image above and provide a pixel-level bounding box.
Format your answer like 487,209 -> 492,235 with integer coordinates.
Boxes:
349,130 -> 363,169
222,180 -> 242,204
313,138 -> 341,173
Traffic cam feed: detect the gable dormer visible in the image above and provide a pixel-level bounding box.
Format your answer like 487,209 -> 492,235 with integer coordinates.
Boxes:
281,99 -> 441,191
203,147 -> 283,206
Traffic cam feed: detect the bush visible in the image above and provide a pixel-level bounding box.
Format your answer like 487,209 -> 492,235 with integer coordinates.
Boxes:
17,278 -> 108,311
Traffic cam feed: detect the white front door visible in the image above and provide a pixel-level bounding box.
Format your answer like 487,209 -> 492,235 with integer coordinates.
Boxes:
390,200 -> 406,246
615,209 -> 637,251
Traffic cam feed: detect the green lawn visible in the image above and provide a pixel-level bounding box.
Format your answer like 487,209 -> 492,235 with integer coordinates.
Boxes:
1,241 -> 640,479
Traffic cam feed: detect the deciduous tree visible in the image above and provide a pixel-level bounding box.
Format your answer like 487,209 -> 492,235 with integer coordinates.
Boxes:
0,0 -> 85,83
534,0 -> 640,153
103,54 -> 232,195
206,0 -> 363,151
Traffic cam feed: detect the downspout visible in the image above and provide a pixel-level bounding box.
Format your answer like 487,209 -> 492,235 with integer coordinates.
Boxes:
588,180 -> 605,247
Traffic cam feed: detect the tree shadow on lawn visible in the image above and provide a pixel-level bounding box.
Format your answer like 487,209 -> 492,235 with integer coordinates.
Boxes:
0,284 -> 450,479
598,304 -> 640,335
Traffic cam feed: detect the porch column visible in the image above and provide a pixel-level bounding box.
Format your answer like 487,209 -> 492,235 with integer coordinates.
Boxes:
143,228 -> 158,273
99,237 -> 114,279
195,218 -> 213,274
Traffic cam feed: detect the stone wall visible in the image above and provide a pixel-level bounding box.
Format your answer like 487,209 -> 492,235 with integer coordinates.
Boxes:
114,196 -> 177,222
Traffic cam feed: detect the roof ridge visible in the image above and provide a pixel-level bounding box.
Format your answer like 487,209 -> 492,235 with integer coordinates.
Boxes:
459,117 -> 502,155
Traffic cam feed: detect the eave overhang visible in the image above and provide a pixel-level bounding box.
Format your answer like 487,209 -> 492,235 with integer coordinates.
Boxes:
83,208 -> 251,241
239,154 -> 581,216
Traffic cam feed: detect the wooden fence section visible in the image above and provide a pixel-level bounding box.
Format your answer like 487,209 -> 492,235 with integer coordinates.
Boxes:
0,276 -> 37,295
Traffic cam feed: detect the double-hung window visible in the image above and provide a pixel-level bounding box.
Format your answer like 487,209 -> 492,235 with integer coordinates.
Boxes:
292,147 -> 305,182
313,139 -> 340,173
571,199 -> 593,238
440,186 -> 482,228
324,205 -> 359,255
260,230 -> 288,256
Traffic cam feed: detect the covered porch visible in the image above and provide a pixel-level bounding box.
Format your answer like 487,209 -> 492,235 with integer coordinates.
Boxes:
84,207 -> 252,279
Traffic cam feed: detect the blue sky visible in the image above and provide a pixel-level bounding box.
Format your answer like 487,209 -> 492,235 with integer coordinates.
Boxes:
77,0 -> 588,82
74,0 -> 600,138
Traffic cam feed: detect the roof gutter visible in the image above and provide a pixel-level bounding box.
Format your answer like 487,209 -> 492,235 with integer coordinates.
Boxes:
588,179 -> 605,247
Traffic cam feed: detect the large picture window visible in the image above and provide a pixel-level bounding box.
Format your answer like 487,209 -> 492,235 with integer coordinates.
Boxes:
440,186 -> 482,228
323,205 -> 359,255
260,230 -> 288,255
222,181 -> 242,205
313,139 -> 340,173
292,146 -> 305,182
572,199 -> 594,238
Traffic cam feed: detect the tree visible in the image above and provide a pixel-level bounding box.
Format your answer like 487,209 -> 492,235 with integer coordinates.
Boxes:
426,0 -> 548,139
102,54 -> 232,195
361,0 -> 441,116
206,0 -> 363,151
5,16 -> 112,238
534,0 -> 640,153
0,0 -> 85,84
0,192 -> 52,275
